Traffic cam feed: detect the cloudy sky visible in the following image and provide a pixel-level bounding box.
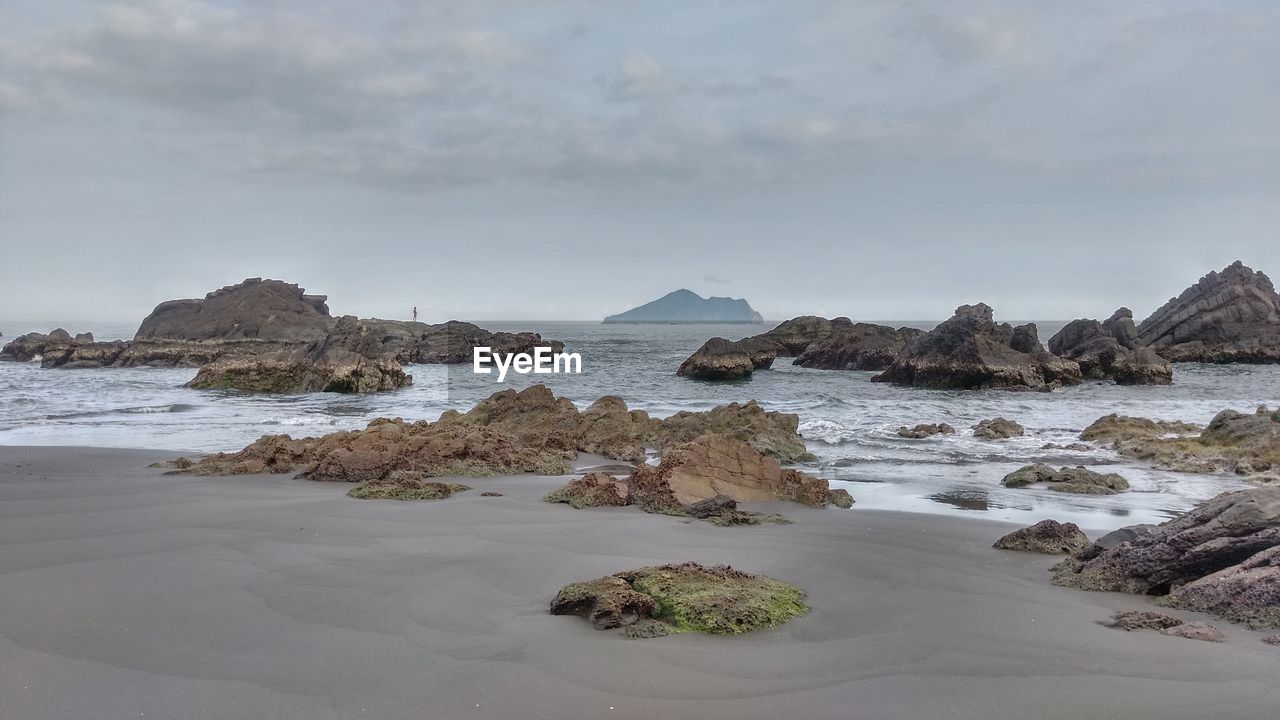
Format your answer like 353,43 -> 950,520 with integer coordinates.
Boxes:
2,0 -> 1277,324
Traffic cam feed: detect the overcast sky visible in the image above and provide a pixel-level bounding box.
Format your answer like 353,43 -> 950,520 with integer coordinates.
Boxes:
2,1 -> 1277,324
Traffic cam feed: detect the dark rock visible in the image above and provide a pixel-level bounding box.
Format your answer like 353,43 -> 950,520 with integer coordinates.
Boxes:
1095,525 -> 1155,550
897,423 -> 956,439
684,494 -> 738,519
1000,464 -> 1058,487
994,519 -> 1091,554
1136,261 -> 1280,363
1162,545 -> 1280,629
1049,309 -> 1172,385
973,417 -> 1025,440
677,337 -> 775,380
747,316 -> 849,356
135,278 -> 334,341
872,304 -> 1082,390
793,323 -> 923,371
1002,465 -> 1128,494
1110,610 -> 1184,631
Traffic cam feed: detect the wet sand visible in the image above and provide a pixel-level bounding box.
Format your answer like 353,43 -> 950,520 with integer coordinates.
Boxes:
1,445 -> 1278,720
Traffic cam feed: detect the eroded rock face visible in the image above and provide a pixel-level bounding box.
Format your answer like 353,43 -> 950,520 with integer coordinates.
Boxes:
1001,465 -> 1130,495
135,278 -> 334,342
793,323 -> 923,371
1049,309 -> 1172,385
973,417 -> 1025,440
994,520 -> 1091,554
1136,261 -> 1280,363
1081,408 -> 1280,478
544,473 -> 630,508
1053,487 -> 1280,628
577,396 -> 656,462
637,435 -> 841,508
677,337 -> 775,380
872,304 -> 1082,390
551,562 -> 807,636
186,316 -> 412,393
897,423 -> 956,439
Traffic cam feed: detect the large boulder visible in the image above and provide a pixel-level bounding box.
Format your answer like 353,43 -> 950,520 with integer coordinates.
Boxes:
793,323 -> 923,371
186,316 -> 412,393
1081,407 -> 1280,478
1052,486 -> 1280,629
871,304 -> 1082,390
747,316 -> 849,356
1048,308 -> 1172,384
994,520 -> 1091,554
677,337 -> 775,380
1001,464 -> 1130,494
135,278 -> 334,341
1136,261 -> 1280,363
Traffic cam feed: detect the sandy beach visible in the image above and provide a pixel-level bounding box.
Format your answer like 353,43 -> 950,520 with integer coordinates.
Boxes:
2,445 -> 1278,720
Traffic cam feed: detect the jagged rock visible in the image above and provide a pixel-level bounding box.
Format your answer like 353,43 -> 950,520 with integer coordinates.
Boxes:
439,384 -> 583,453
994,520 -> 1091,554
187,316 -> 412,393
1161,545 -> 1280,629
551,562 -> 807,636
897,423 -> 956,439
135,278 -> 334,341
480,491 -> 503,497
793,323 -> 923,371
1136,261 -> 1280,363
1049,308 -> 1172,385
973,417 -> 1025,440
0,329 -> 94,362
872,304 -> 1082,390
577,396 -> 656,462
544,473 -> 630,508
656,400 -> 814,463
1161,622 -> 1225,642
1111,610 -> 1185,631
348,475 -> 470,501
1095,525 -> 1155,550
748,316 -> 849,356
1052,487 -> 1280,629
1082,407 -> 1280,476
677,337 -> 775,380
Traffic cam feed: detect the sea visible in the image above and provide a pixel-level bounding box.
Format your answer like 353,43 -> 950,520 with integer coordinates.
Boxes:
3,319 -> 1279,530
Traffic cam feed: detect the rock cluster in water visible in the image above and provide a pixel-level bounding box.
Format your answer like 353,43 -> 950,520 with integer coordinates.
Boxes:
1048,308 -> 1172,385
1001,464 -> 1131,495
1080,407 -> 1280,481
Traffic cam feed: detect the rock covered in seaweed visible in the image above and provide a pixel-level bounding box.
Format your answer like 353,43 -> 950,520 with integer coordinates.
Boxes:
1080,407 -> 1280,478
1001,465 -> 1130,494
973,417 -> 1025,440
544,473 -> 630,508
550,562 -> 807,636
897,423 -> 956,439
994,520 -> 1091,554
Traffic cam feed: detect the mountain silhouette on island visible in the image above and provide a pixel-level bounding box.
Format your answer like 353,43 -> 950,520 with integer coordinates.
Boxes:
603,289 -> 764,324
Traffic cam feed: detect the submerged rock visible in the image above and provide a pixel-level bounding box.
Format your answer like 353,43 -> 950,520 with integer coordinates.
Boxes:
1053,486 -> 1280,628
973,417 -> 1025,440
1002,465 -> 1130,495
897,423 -> 956,439
1136,261 -> 1280,363
1081,407 -> 1280,477
872,304 -> 1082,390
677,337 -> 775,380
1048,308 -> 1172,385
792,323 -> 923,371
994,520 -> 1091,554
550,562 -> 808,636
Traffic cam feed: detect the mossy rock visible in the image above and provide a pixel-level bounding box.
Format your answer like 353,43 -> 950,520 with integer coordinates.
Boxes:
348,473 -> 471,501
551,562 -> 807,637
534,458 -> 574,476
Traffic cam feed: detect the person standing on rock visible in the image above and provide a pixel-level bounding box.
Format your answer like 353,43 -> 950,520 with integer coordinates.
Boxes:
413,306 -> 418,322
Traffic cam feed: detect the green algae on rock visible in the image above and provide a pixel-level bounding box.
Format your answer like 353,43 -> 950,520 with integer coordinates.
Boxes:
1081,407 -> 1280,478
550,562 -> 807,637
347,473 -> 471,500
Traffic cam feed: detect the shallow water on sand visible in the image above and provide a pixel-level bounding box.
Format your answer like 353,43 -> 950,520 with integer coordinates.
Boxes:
2,319 -> 1278,529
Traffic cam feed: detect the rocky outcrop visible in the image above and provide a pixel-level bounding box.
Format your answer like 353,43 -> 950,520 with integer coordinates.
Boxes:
747,316 -> 849,356
576,396 -> 656,462
1136,261 -> 1280,363
872,304 -> 1082,390
186,316 -> 411,393
994,520 -> 1091,554
677,337 -> 775,380
655,400 -> 814,463
1001,464 -> 1130,494
973,417 -> 1024,440
135,278 -> 334,341
550,562 -> 808,636
1081,407 -> 1280,479
544,473 -> 630,508
1048,308 -> 1172,384
1053,486 -> 1280,628
792,323 -> 923,371
897,423 -> 955,439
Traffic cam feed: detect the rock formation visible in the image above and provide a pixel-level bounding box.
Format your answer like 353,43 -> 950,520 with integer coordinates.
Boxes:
604,289 -> 764,324
1136,261 -> 1280,363
871,304 -> 1082,390
655,400 -> 815,463
793,323 -> 923,371
1001,464 -> 1130,494
135,278 -> 334,341
544,473 -> 630,508
1080,407 -> 1280,479
550,562 -> 808,636
972,417 -> 1025,440
677,337 -> 775,380
1053,486 -> 1280,629
745,316 -> 849,356
994,520 -> 1091,554
1048,308 -> 1172,384
897,423 -> 956,439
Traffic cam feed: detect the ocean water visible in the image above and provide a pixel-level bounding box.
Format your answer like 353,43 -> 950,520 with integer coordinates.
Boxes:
2,319 -> 1278,530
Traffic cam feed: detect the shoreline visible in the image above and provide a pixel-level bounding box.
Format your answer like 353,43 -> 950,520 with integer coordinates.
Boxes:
2,445 -> 1278,719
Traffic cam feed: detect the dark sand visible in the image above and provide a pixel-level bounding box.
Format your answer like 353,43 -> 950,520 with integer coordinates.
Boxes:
2,446 -> 1278,720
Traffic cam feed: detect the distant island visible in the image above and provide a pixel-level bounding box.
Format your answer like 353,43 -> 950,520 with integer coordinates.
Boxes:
603,289 -> 764,324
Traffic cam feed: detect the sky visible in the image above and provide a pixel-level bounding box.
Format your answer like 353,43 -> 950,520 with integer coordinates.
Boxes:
1,0 -> 1278,324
